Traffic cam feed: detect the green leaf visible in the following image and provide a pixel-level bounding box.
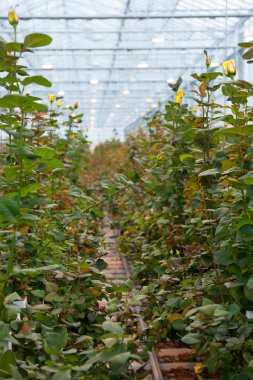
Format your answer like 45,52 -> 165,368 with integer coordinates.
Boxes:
244,286 -> 253,302
239,172 -> 253,185
5,42 -> 23,52
24,33 -> 52,49
239,222 -> 253,237
191,72 -> 222,82
34,147 -> 55,159
198,168 -> 219,177
95,259 -> 108,271
0,198 -> 19,225
0,94 -> 48,112
214,249 -> 233,266
102,321 -> 124,335
247,277 -> 253,290
13,264 -> 60,277
44,326 -> 68,355
4,167 -> 19,180
0,350 -> 16,375
4,292 -> 21,304
111,352 -> 131,368
243,46 -> 253,60
168,76 -> 182,92
20,183 -> 43,197
19,213 -> 39,222
43,158 -> 64,170
179,153 -> 195,165
74,335 -> 93,345
22,76 -> 52,88
197,304 -> 222,317
31,289 -> 45,298
32,304 -> 52,311
51,371 -> 72,380
181,333 -> 205,345
172,319 -> 186,330
20,147 -> 39,159
238,42 -> 253,48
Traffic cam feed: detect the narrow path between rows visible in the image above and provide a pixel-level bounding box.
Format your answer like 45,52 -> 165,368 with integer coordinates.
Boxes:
102,216 -> 216,380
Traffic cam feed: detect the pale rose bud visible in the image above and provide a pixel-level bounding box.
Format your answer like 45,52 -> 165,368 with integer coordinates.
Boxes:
223,59 -> 236,77
8,8 -> 19,26
206,56 -> 211,68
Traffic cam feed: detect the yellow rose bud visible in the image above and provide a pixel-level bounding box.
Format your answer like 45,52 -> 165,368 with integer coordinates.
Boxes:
57,100 -> 62,107
48,94 -> 55,103
175,95 -> 181,104
223,59 -> 236,77
176,89 -> 185,98
8,8 -> 19,26
206,56 -> 211,68
74,102 -> 80,109
193,106 -> 198,112
194,364 -> 203,374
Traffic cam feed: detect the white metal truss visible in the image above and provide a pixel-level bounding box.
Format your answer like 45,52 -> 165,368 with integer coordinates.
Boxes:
0,0 -> 253,142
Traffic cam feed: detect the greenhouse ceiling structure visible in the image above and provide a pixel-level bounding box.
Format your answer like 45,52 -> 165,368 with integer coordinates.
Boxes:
1,0 -> 253,143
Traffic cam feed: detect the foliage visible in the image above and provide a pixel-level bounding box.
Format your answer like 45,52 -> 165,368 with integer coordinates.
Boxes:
0,12 -> 145,379
90,48 -> 253,379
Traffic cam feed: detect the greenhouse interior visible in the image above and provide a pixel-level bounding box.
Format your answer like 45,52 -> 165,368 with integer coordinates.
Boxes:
1,1 -> 253,379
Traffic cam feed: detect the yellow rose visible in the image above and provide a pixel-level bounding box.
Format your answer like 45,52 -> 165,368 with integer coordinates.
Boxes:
175,95 -> 181,104
48,94 -> 55,103
57,100 -> 62,107
194,364 -> 203,374
223,59 -> 236,77
8,8 -> 19,26
177,89 -> 185,98
193,106 -> 198,112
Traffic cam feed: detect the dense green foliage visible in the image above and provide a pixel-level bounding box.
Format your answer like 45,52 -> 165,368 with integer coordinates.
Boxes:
90,53 -> 253,379
2,8 -> 253,380
0,14 -> 145,380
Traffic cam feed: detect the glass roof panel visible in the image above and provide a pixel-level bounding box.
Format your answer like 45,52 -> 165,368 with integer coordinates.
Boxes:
0,0 -> 253,142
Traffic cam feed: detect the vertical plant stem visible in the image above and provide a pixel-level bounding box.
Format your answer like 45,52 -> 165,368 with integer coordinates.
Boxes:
7,227 -> 17,276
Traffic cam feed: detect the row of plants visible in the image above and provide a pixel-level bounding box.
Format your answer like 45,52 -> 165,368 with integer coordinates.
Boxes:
0,11 -> 146,379
88,46 -> 253,379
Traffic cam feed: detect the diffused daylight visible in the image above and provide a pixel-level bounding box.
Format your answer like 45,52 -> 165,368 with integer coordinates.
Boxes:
1,1 -> 253,379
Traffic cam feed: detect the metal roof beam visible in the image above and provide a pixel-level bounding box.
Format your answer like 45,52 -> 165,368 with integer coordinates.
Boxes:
25,51 -> 226,56
0,14 -> 252,19
31,46 -> 235,51
3,29 -> 230,33
42,80 -> 189,83
41,78 -> 190,82
29,66 -> 205,71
